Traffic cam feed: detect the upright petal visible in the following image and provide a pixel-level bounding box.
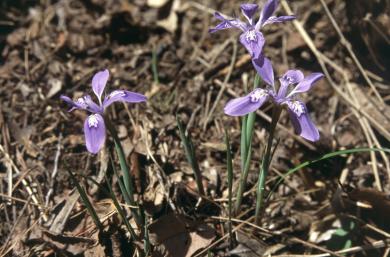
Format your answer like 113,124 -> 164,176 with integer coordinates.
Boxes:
224,89 -> 269,116
281,70 -> 305,84
103,90 -> 147,109
287,101 -> 319,141
252,54 -> 274,89
92,69 -> 109,102
288,73 -> 324,97
83,114 -> 106,154
257,0 -> 279,29
239,30 -> 265,58
277,70 -> 304,99
240,4 -> 259,24
209,12 -> 246,33
262,15 -> 296,26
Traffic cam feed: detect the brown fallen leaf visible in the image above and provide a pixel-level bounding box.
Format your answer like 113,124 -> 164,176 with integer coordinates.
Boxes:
149,214 -> 215,257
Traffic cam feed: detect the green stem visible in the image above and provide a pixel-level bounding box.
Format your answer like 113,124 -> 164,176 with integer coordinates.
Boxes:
224,128 -> 233,248
234,144 -> 252,215
255,107 -> 282,224
240,116 -> 248,171
235,74 -> 262,214
105,117 -> 136,204
176,115 -> 205,196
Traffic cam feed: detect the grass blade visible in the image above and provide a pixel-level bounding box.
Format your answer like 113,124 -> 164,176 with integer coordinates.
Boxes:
104,174 -> 138,240
268,147 -> 390,200
224,128 -> 234,248
176,114 -> 205,196
67,170 -> 103,231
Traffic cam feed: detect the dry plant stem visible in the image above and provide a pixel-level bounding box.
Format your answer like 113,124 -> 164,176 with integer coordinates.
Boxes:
280,0 -> 390,184
255,107 -> 282,224
0,144 -> 48,222
318,0 -> 384,105
202,39 -> 237,130
280,0 -> 390,142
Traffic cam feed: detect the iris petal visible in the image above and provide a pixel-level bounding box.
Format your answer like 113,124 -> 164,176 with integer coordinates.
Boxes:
92,69 -> 109,102
224,89 -> 269,116
239,30 -> 265,58
84,113 -> 106,154
287,101 -> 319,141
103,90 -> 147,109
288,73 -> 324,97
240,4 -> 259,24
252,54 -> 275,88
262,15 -> 296,26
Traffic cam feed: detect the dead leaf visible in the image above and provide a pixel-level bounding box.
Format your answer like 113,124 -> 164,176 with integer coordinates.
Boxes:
147,0 -> 170,8
229,231 -> 268,257
149,214 -> 215,257
46,78 -> 62,99
156,0 -> 180,33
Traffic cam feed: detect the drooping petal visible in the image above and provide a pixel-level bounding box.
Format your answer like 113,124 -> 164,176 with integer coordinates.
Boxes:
240,4 -> 259,24
262,15 -> 296,26
83,113 -> 106,154
209,12 -> 246,33
252,54 -> 275,89
286,101 -> 319,141
257,0 -> 279,29
92,69 -> 109,102
224,89 -> 269,116
288,72 -> 324,97
103,90 -> 147,109
239,30 -> 265,58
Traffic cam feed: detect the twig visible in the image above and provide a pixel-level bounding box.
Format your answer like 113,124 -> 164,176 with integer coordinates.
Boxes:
0,144 -> 48,222
280,0 -> 390,185
203,39 -> 237,130
45,134 -> 62,207
318,0 -> 383,104
211,216 -> 344,257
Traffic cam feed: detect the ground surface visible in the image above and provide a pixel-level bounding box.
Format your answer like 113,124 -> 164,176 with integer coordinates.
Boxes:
0,0 -> 390,256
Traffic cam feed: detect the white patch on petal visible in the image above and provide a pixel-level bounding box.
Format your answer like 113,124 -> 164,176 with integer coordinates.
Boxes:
88,114 -> 99,128
109,90 -> 126,98
287,101 -> 305,117
76,97 -> 88,108
250,89 -> 267,102
245,30 -> 257,42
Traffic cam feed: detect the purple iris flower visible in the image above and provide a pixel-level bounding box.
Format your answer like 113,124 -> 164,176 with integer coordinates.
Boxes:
209,0 -> 295,58
224,64 -> 324,142
61,69 -> 147,154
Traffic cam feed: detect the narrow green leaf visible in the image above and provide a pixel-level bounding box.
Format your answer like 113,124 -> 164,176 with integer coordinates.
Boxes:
67,170 -> 103,231
224,128 -> 233,247
176,114 -> 205,195
104,174 -> 138,240
268,148 -> 390,199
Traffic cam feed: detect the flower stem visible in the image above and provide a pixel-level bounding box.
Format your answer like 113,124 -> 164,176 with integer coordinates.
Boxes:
255,107 -> 282,224
235,74 -> 261,214
224,128 -> 234,248
104,118 -> 145,224
105,118 -> 136,203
